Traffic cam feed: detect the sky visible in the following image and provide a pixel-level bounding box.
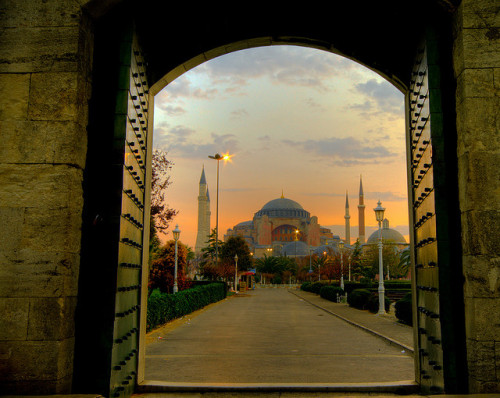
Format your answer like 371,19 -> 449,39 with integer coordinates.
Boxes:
153,45 -> 409,248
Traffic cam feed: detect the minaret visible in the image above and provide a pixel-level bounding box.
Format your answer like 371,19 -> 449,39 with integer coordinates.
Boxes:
358,175 -> 366,243
195,166 -> 211,254
344,190 -> 351,245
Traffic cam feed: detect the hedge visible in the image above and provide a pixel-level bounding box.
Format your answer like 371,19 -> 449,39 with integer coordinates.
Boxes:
347,289 -> 372,309
395,292 -> 413,325
366,292 -> 391,313
320,285 -> 344,302
147,282 -> 226,331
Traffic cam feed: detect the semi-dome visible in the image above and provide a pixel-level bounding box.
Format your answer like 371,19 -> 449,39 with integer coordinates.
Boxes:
255,196 -> 310,219
282,241 -> 310,257
367,219 -> 407,244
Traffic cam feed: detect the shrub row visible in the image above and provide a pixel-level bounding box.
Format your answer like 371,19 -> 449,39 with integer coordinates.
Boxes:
347,288 -> 391,313
319,285 -> 344,302
395,292 -> 413,325
147,282 -> 226,331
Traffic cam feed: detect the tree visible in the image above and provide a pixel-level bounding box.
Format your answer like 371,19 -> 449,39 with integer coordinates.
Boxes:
220,235 -> 253,271
396,247 -> 411,278
360,243 -> 400,281
148,240 -> 191,293
149,149 -> 178,260
200,229 -> 224,267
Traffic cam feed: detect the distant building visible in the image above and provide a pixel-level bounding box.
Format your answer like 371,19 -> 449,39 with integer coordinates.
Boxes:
224,193 -> 337,258
194,166 -> 211,254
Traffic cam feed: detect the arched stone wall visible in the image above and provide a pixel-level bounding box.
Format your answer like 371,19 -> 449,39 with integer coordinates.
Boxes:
0,0 -> 498,394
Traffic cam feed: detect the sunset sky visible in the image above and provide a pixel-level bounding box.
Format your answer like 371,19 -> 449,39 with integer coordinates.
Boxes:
153,45 -> 409,248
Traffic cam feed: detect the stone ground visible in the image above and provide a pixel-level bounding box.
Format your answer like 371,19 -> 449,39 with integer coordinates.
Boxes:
143,288 -> 414,385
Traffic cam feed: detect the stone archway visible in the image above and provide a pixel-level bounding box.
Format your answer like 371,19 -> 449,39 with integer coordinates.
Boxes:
0,0 -> 498,396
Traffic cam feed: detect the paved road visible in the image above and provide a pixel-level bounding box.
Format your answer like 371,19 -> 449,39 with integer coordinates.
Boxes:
145,288 -> 414,384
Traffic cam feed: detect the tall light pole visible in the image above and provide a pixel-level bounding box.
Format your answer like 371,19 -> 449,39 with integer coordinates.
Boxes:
374,200 -> 386,315
348,255 -> 352,282
339,240 -> 344,290
208,153 -> 230,266
173,224 -> 181,293
234,254 -> 238,292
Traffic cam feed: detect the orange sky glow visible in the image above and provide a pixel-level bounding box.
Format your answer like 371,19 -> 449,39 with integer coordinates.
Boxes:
153,46 -> 410,248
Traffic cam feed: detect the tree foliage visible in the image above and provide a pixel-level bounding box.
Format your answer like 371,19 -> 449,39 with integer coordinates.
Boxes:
149,240 -> 191,293
151,148 -> 178,234
220,235 -> 253,271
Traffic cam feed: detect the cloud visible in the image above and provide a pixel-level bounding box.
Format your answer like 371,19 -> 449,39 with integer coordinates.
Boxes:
230,108 -> 249,119
365,191 -> 407,202
347,78 -> 404,118
282,136 -> 395,166
155,128 -> 241,159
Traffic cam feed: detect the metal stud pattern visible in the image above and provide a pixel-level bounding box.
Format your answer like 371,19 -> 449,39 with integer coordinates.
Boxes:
109,33 -> 149,398
409,44 -> 444,394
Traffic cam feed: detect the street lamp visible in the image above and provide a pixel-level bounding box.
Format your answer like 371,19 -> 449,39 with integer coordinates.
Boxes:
348,255 -> 352,282
374,200 -> 386,315
234,254 -> 238,293
173,224 -> 181,293
339,240 -> 344,290
208,153 -> 230,265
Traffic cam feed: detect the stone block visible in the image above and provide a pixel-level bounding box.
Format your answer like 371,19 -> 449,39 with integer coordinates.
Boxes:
0,164 -> 83,209
22,207 -> 83,253
0,74 -> 30,120
0,120 -> 88,168
28,72 -> 80,122
0,338 -> 74,382
0,298 -> 29,341
456,68 -> 496,101
465,297 -> 500,341
460,0 -> 500,29
456,97 -> 500,156
0,0 -> 81,28
457,151 -> 500,212
463,255 -> 500,298
0,251 -> 80,298
460,209 -> 500,256
0,27 -> 80,73
467,339 -> 497,382
27,297 -> 77,341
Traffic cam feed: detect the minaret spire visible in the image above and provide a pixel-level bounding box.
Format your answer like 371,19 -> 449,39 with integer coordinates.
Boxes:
195,166 -> 211,254
358,175 -> 366,243
344,190 -> 351,245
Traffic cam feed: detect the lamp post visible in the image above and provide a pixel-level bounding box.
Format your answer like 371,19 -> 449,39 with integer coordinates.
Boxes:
208,153 -> 230,266
173,224 -> 181,293
339,240 -> 344,290
348,255 -> 352,282
234,254 -> 238,292
374,200 -> 386,315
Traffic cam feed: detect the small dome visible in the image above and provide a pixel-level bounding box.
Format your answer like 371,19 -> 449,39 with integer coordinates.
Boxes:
235,220 -> 253,228
282,241 -> 310,256
313,245 -> 338,256
367,219 -> 406,244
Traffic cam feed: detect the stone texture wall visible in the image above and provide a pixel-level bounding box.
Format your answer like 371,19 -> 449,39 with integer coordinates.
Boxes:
0,1 -> 93,393
453,0 -> 500,393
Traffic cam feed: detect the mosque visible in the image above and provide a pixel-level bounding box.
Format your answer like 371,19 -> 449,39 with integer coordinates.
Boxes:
195,168 -> 408,258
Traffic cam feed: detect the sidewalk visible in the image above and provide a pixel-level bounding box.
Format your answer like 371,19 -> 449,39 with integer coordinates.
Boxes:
289,289 -> 414,353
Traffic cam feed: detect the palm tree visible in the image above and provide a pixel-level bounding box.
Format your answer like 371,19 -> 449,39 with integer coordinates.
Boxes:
397,247 -> 411,278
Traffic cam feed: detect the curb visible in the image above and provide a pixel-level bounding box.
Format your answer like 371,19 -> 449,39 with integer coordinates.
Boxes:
289,290 -> 414,355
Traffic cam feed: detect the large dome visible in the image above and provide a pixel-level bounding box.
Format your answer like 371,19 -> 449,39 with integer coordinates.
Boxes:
366,219 -> 407,244
255,197 -> 310,219
261,197 -> 304,211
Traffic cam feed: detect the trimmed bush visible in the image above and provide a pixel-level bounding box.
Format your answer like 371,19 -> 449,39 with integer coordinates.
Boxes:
320,285 -> 344,302
310,281 -> 325,295
347,289 -> 372,309
366,292 -> 391,313
395,292 -> 413,325
147,282 -> 226,331
300,282 -> 312,291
